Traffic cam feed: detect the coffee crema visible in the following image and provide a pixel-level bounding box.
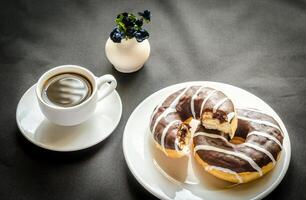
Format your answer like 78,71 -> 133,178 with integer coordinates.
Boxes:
41,73 -> 92,107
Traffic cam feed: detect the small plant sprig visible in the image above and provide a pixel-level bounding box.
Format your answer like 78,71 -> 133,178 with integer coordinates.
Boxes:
110,10 -> 151,43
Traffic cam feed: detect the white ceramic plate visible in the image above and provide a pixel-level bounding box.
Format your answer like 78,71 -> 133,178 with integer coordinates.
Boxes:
16,84 -> 122,151
123,81 -> 291,200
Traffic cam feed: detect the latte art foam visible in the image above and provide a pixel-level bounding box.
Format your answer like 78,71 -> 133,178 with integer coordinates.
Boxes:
42,73 -> 92,107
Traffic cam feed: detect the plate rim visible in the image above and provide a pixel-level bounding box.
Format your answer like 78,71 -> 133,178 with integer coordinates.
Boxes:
16,84 -> 123,152
123,81 -> 291,200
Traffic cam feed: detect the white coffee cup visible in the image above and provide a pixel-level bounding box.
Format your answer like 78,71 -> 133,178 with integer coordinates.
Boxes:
35,65 -> 117,126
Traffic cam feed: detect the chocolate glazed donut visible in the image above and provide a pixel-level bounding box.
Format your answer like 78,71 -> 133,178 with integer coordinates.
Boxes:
150,86 -> 238,158
193,108 -> 284,183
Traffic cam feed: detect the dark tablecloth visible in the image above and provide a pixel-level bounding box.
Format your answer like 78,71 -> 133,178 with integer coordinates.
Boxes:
1,0 -> 305,199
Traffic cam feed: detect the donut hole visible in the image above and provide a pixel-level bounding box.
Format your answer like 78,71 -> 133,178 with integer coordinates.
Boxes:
234,120 -> 251,139
230,136 -> 246,144
228,120 -> 251,144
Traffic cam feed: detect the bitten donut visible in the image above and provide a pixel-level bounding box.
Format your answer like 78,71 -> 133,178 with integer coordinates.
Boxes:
150,86 -> 238,158
193,108 -> 284,183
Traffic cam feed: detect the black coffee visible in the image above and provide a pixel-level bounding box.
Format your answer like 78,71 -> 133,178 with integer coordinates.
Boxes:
42,73 -> 92,107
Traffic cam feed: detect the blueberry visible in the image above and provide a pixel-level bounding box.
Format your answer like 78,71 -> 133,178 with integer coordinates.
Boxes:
138,10 -> 151,21
110,28 -> 124,43
122,17 -> 134,27
134,29 -> 149,42
126,27 -> 136,37
135,19 -> 143,27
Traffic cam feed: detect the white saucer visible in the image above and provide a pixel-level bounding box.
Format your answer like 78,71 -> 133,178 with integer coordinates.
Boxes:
16,84 -> 122,151
123,81 -> 291,200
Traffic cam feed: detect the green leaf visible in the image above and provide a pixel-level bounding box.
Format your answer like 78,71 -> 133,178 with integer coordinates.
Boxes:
115,14 -> 124,25
118,21 -> 126,31
128,13 -> 137,22
118,25 -> 124,32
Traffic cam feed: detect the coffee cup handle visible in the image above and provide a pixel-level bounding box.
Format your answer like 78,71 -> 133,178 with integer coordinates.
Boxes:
96,74 -> 117,101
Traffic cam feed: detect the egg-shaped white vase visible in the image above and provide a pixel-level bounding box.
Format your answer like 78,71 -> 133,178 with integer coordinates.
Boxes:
105,37 -> 150,73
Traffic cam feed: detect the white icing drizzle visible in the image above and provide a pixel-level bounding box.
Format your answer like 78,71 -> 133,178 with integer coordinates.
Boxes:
194,131 -> 244,182
213,97 -> 228,113
194,131 -> 280,175
243,143 -> 276,166
248,131 -> 282,149
237,116 -> 282,134
193,132 -> 234,148
205,165 -> 243,183
200,90 -> 217,116
191,86 -> 205,118
227,112 -> 236,122
161,120 -> 181,155
194,131 -> 279,162
151,87 -> 190,135
152,108 -> 176,134
174,137 -> 180,153
194,145 -> 263,176
151,99 -> 165,121
236,107 -> 270,116
170,87 -> 191,108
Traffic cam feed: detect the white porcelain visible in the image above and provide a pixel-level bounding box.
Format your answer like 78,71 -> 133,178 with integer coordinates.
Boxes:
123,81 -> 291,200
16,84 -> 122,151
105,37 -> 150,73
36,65 -> 117,126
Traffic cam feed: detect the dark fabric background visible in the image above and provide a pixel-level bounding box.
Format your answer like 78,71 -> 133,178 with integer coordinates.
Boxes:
0,0 -> 305,199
